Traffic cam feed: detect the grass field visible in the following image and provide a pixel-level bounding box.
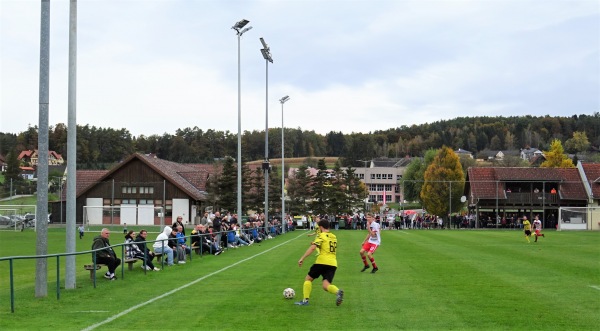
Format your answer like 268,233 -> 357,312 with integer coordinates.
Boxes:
0,227 -> 599,330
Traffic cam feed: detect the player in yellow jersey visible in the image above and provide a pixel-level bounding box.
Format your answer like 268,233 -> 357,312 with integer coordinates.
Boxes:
522,216 -> 532,243
306,215 -> 322,255
295,218 -> 344,306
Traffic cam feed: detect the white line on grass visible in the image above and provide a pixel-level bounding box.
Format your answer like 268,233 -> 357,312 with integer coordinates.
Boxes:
590,285 -> 600,291
82,233 -> 305,331
72,311 -> 109,313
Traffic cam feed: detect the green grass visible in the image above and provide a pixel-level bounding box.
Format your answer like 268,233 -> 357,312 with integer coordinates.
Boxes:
0,228 -> 599,330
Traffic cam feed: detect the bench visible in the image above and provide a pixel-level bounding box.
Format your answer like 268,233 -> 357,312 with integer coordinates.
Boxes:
154,252 -> 163,263
83,258 -> 138,279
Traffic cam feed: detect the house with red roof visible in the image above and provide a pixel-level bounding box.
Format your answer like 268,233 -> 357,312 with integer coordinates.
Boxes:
51,153 -> 219,227
466,163 -> 599,230
18,150 -> 64,166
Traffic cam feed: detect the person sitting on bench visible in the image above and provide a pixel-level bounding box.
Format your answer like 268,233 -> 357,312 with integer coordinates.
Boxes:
91,228 -> 121,280
125,230 -> 159,271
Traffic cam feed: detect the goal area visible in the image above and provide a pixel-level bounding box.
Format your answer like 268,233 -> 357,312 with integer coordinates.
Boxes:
558,207 -> 600,231
0,205 -> 37,231
83,205 -> 164,229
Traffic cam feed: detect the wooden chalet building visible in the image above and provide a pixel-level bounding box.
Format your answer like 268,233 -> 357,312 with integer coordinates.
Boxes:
52,153 -> 217,227
466,165 -> 598,228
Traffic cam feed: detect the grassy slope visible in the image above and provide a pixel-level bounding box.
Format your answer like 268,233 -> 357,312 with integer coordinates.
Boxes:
0,229 -> 598,330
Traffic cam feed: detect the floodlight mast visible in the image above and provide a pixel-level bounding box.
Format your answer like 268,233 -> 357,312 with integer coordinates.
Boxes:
280,95 -> 290,233
261,37 -> 273,233
232,19 -> 251,224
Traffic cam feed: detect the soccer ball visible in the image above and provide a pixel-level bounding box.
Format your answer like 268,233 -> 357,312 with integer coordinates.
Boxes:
283,287 -> 295,299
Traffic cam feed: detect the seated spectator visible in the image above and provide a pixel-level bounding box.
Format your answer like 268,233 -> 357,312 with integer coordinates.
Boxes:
191,224 -> 222,255
168,226 -> 187,264
175,225 -> 191,255
153,226 -> 175,266
91,228 -> 121,280
227,223 -> 250,247
132,230 -> 160,271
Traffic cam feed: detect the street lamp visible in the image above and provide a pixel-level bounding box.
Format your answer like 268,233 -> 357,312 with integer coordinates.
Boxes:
260,37 -> 273,233
232,19 -> 252,224
280,95 -> 290,233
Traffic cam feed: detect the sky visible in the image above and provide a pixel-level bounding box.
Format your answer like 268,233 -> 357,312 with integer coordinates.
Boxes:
1,0 -> 598,137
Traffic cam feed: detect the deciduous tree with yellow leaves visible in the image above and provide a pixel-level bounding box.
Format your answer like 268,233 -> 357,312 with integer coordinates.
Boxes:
540,139 -> 575,168
421,146 -> 465,217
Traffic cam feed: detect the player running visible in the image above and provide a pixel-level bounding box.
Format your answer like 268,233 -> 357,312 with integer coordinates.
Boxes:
522,216 -> 532,243
533,215 -> 545,242
360,213 -> 380,273
295,218 -> 344,306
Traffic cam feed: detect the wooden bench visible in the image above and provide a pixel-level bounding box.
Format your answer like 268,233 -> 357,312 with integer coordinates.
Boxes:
154,253 -> 163,263
83,258 -> 138,279
83,263 -> 106,280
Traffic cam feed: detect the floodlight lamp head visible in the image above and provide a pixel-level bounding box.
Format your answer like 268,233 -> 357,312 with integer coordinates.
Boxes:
280,96 -> 290,103
240,26 -> 253,35
232,19 -> 250,31
260,37 -> 269,50
260,48 -> 273,63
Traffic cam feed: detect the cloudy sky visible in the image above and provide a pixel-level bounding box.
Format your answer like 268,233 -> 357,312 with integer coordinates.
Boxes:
1,0 -> 598,137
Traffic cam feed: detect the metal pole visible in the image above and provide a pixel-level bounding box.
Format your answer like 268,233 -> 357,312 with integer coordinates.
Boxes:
65,0 -> 77,291
281,101 -> 285,233
237,30 -> 243,226
264,59 -> 269,234
35,0 -> 50,298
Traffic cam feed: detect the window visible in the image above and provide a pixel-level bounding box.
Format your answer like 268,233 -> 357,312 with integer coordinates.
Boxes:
140,186 -> 154,194
370,174 -> 375,180
121,186 -> 137,194
122,199 -> 136,204
139,199 -> 153,205
359,174 -> 364,179
387,174 -> 393,179
376,174 -> 382,180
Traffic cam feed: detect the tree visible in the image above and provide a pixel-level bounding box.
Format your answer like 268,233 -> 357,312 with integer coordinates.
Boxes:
217,156 -> 237,212
287,164 -> 313,214
401,149 -> 437,202
420,146 -> 465,217
309,158 -> 330,215
344,166 -> 368,212
540,139 -> 575,168
564,131 -> 590,154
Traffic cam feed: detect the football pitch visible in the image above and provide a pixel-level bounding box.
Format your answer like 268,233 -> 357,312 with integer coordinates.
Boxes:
0,227 -> 598,330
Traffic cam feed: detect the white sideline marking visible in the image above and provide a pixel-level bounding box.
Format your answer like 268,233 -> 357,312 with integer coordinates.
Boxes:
590,285 -> 600,291
73,311 -> 109,313
82,233 -> 304,331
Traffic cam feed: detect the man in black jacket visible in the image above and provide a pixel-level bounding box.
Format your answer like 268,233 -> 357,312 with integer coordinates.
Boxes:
91,228 -> 121,280
134,230 -> 159,271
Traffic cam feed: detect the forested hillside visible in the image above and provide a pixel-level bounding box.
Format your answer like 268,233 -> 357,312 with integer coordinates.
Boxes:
1,113 -> 598,169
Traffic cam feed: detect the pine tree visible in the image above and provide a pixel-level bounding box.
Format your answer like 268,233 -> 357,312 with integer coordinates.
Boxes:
217,156 -> 237,212
540,139 -> 575,168
287,164 -> 312,214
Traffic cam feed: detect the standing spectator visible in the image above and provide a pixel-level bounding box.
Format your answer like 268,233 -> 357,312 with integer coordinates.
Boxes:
78,224 -> 85,239
153,226 -> 175,266
135,229 -> 159,271
360,214 -> 381,273
295,218 -> 343,306
212,211 -> 223,249
123,223 -> 127,234
173,216 -> 186,236
91,228 -> 121,280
